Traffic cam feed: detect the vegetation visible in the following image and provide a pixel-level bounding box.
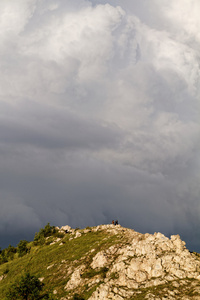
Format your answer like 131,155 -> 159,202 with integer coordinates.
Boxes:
34,223 -> 58,245
81,267 -> 108,279
0,224 -> 121,299
0,245 -> 17,265
73,294 -> 85,300
0,224 -> 200,299
128,279 -> 200,299
17,240 -> 29,257
6,272 -> 49,300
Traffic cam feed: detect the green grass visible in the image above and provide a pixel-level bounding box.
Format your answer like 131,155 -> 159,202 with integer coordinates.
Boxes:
2,227 -> 199,300
128,278 -> 200,300
81,267 -> 108,279
0,229 -> 123,299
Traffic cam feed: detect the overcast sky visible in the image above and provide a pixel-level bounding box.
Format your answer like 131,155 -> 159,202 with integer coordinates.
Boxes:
0,0 -> 200,251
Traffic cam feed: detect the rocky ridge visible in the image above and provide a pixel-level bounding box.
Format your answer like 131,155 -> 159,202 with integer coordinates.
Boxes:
53,224 -> 200,299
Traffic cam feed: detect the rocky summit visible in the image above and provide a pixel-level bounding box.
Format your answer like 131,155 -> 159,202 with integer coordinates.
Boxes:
1,224 -> 200,299
56,224 -> 200,299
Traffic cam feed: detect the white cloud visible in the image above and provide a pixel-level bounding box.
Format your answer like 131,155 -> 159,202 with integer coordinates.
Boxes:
0,0 -> 36,36
153,0 -> 200,41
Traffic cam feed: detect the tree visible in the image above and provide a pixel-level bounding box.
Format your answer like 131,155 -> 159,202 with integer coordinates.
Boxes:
34,223 -> 57,245
6,272 -> 49,300
0,249 -> 8,264
6,245 -> 17,260
17,240 -> 29,257
0,245 -> 16,264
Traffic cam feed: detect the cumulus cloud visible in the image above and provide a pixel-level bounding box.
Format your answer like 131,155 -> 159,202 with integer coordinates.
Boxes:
0,0 -> 200,251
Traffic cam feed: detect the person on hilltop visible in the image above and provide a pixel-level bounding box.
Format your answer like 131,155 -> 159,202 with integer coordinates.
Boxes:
115,220 -> 118,225
112,220 -> 115,225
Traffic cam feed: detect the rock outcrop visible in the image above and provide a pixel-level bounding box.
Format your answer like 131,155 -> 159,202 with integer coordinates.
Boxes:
54,224 -> 200,299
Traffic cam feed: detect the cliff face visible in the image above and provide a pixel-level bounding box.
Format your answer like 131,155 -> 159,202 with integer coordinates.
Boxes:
56,224 -> 200,299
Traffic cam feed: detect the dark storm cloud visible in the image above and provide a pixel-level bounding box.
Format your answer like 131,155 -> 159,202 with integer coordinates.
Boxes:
0,102 -> 122,150
0,0 -> 200,251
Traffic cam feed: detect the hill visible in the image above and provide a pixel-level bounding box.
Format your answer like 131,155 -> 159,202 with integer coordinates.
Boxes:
1,224 -> 200,299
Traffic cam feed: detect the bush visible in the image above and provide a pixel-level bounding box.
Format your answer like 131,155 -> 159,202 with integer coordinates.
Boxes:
6,245 -> 17,259
6,272 -> 48,300
73,294 -> 85,300
0,245 -> 17,264
0,250 -> 8,264
55,232 -> 65,238
17,240 -> 29,257
34,223 -> 58,245
3,268 -> 9,275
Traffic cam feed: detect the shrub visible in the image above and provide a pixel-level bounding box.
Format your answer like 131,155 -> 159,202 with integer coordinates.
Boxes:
6,272 -> 48,300
3,268 -> 9,275
34,223 -> 58,245
55,232 -> 65,238
0,250 -> 8,264
73,293 -> 85,300
0,245 -> 17,264
17,240 -> 29,257
6,245 -> 17,260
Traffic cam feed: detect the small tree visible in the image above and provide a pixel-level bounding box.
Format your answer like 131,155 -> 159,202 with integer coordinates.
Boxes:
34,223 -> 57,245
0,245 -> 17,264
17,240 -> 29,257
6,272 -> 48,300
0,249 -> 8,264
6,245 -> 17,260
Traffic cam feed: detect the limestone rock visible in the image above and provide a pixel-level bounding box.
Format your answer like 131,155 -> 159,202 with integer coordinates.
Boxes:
50,238 -> 61,245
47,264 -> 54,269
91,251 -> 108,269
65,265 -> 85,290
60,225 -> 73,233
75,231 -> 81,238
39,277 -> 44,282
55,224 -> 200,299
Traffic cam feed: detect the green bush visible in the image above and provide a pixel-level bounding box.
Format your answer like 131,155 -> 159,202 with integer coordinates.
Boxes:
3,268 -> 9,275
6,245 -> 17,259
55,232 -> 65,238
17,240 -> 29,257
0,245 -> 17,264
6,272 -> 48,300
0,250 -> 8,264
73,293 -> 85,300
34,223 -> 58,245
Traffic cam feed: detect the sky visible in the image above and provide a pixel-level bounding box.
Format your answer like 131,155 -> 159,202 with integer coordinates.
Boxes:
0,0 -> 200,251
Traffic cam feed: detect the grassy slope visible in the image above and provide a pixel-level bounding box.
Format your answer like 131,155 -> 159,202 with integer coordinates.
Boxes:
1,227 -> 200,300
0,228 -> 123,299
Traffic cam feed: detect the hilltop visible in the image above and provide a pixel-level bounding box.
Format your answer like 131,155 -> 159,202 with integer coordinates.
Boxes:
1,224 -> 200,299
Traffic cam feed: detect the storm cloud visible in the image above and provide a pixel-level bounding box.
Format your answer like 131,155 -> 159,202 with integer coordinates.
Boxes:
0,0 -> 200,251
